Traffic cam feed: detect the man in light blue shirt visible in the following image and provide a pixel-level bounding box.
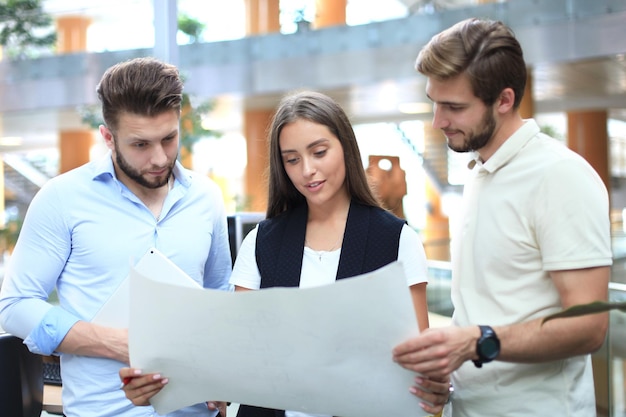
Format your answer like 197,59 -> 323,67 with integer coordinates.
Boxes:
0,57 -> 232,417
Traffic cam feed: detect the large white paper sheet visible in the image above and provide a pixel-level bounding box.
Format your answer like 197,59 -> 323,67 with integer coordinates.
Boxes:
129,261 -> 427,417
92,248 -> 201,327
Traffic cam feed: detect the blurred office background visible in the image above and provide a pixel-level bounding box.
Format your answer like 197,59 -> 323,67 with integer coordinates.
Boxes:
0,0 -> 625,415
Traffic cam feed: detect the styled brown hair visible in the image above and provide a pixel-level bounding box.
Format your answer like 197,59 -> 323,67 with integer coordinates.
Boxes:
266,91 -> 380,218
416,18 -> 527,108
96,57 -> 183,132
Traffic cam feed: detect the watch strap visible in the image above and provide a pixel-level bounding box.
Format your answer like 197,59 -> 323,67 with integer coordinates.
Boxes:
473,325 -> 499,368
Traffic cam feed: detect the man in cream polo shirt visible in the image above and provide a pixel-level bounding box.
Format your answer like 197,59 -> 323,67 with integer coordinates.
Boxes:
392,18 -> 612,417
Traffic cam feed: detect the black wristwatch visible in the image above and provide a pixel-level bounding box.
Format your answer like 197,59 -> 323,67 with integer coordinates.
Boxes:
473,325 -> 500,368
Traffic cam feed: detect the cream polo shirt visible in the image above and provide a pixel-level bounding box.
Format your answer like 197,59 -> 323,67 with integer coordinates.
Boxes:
444,119 -> 612,417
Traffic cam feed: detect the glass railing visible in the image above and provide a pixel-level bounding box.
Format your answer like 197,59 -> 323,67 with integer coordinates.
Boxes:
426,260 -> 453,317
605,282 -> 626,417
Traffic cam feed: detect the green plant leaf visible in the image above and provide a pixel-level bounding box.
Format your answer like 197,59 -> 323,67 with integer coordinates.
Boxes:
542,301 -> 626,324
178,14 -> 205,43
0,0 -> 56,59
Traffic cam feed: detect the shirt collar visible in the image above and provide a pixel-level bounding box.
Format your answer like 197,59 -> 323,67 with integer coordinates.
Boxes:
469,119 -> 541,173
92,151 -> 116,181
91,150 -> 191,188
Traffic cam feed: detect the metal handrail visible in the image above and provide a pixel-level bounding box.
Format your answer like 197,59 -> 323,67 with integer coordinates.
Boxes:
610,282 -> 626,293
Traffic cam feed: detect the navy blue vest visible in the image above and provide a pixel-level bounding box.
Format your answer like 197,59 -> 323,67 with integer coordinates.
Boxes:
237,201 -> 404,417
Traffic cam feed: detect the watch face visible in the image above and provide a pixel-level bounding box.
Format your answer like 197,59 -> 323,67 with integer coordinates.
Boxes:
481,337 -> 500,360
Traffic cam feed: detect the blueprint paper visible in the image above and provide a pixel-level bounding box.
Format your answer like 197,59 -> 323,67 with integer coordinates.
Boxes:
128,261 -> 427,417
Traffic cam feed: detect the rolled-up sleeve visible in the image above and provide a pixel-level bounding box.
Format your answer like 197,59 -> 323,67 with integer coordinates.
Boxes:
24,306 -> 80,355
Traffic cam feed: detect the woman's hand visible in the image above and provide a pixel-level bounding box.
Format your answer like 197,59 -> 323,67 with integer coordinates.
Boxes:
207,401 -> 228,416
410,375 -> 452,416
120,367 -> 229,415
119,367 -> 168,406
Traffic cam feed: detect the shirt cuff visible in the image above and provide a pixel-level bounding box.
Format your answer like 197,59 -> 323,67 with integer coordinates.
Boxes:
24,306 -> 80,355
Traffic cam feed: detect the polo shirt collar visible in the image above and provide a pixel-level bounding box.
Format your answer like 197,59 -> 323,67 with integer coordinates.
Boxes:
471,119 -> 540,173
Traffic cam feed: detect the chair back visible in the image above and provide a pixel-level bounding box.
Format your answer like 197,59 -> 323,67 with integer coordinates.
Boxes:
0,332 -> 43,417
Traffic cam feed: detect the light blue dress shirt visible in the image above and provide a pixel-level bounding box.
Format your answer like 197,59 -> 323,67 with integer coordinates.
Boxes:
0,152 -> 232,417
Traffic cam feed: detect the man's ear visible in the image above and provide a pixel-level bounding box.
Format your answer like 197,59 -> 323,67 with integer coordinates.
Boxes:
100,125 -> 115,150
496,88 -> 516,114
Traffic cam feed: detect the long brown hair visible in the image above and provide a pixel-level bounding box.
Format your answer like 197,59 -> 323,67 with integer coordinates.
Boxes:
266,91 -> 380,218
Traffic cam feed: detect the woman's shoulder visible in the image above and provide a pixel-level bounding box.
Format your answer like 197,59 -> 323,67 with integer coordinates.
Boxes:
366,204 -> 406,226
259,204 -> 306,229
258,210 -> 288,227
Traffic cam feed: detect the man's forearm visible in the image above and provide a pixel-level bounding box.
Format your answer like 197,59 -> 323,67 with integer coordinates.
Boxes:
494,313 -> 608,363
57,321 -> 129,363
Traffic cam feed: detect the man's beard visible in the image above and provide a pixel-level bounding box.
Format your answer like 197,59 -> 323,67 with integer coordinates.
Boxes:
448,108 -> 496,153
114,144 -> 175,189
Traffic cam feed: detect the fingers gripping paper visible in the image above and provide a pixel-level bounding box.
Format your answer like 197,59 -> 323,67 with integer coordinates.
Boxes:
128,261 -> 427,417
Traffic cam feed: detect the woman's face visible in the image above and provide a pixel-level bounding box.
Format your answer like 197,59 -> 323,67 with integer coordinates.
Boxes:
278,118 -> 349,208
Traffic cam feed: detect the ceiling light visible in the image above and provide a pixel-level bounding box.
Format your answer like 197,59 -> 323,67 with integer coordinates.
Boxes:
398,102 -> 432,114
0,136 -> 22,146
